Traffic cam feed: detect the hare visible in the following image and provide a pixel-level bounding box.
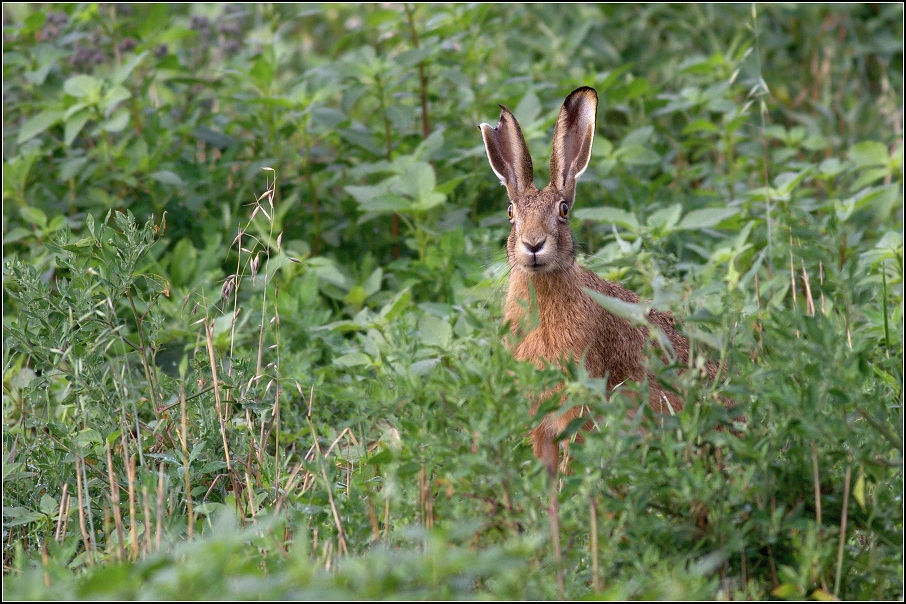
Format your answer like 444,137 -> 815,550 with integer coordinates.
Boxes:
481,86 -> 721,475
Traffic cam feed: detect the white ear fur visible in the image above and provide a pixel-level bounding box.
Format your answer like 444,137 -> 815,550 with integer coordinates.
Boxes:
480,105 -> 534,200
550,87 -> 597,204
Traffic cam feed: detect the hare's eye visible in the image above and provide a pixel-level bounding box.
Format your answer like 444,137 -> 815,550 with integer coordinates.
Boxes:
507,203 -> 514,220
559,202 -> 569,218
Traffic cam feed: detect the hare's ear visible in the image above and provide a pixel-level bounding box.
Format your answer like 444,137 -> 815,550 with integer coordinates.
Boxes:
480,105 -> 534,200
550,87 -> 597,206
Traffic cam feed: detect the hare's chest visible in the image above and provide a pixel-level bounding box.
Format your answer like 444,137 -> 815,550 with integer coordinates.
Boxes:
511,310 -> 595,369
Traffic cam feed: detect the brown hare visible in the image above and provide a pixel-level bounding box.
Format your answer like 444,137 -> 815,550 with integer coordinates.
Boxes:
481,86 -> 724,475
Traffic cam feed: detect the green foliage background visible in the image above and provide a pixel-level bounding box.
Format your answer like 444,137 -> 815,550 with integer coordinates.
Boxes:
2,3 -> 903,600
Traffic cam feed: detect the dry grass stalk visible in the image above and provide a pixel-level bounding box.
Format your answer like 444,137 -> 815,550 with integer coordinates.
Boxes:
789,238 -> 797,306
126,454 -> 138,560
74,456 -> 93,562
180,385 -> 194,540
834,463 -> 853,596
548,476 -> 564,599
105,442 -> 126,561
811,441 -> 823,526
590,494 -> 600,593
819,262 -> 826,315
142,484 -> 152,555
155,465 -> 165,551
205,319 -> 232,473
309,420 -> 348,556
801,260 -> 816,316
54,483 -> 70,542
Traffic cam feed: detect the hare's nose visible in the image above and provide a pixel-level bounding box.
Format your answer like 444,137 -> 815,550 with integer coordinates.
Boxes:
523,237 -> 546,254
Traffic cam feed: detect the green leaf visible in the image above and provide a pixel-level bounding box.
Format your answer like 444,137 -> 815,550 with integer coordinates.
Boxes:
64,74 -> 102,99
17,109 -> 64,144
676,207 -> 739,230
19,206 -> 47,228
150,170 -> 184,186
514,89 -> 541,125
362,267 -> 383,298
64,109 -> 91,146
336,352 -> 372,367
572,207 -> 639,231
2,507 -> 44,527
100,107 -> 130,133
418,314 -> 452,348
646,204 -> 682,232
849,141 -> 889,168
102,85 -> 132,116
378,288 -> 412,322
110,51 -> 148,86
682,119 -> 719,135
616,144 -> 661,166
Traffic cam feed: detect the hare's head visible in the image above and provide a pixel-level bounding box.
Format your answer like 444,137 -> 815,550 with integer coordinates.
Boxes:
480,87 -> 598,276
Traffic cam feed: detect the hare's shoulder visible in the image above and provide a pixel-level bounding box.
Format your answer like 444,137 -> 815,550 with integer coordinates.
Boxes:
577,266 -> 640,305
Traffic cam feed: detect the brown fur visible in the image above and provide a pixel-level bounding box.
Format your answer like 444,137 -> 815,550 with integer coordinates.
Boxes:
481,87 -> 723,475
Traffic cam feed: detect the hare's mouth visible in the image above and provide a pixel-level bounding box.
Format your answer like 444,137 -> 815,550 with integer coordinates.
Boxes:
517,255 -> 555,274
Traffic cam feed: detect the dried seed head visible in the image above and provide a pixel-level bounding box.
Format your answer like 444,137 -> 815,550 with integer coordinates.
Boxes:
221,274 -> 237,300
276,232 -> 283,254
250,254 -> 260,282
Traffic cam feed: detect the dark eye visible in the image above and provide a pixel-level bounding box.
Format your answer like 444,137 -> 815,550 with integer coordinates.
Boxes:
559,202 -> 569,218
507,203 -> 514,220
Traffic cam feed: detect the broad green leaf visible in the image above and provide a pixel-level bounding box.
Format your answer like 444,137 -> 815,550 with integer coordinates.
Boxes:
335,352 -> 372,367
110,51 -> 148,86
100,107 -> 130,132
572,207 -> 639,231
418,313 -> 452,348
17,109 -> 64,144
647,204 -> 682,232
683,119 -> 719,135
378,288 -> 412,321
622,126 -> 654,147
362,267 -> 383,297
150,170 -> 183,186
849,140 -> 889,167
74,428 -> 102,446
676,207 -> 739,230
616,144 -> 660,166
19,206 -> 47,227
102,85 -> 132,116
2,507 -> 44,527
64,74 -> 102,99
64,109 -> 91,145
39,495 -> 58,517
514,89 -> 541,125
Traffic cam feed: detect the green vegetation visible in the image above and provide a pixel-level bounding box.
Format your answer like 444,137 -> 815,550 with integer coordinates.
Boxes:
2,3 -> 902,599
